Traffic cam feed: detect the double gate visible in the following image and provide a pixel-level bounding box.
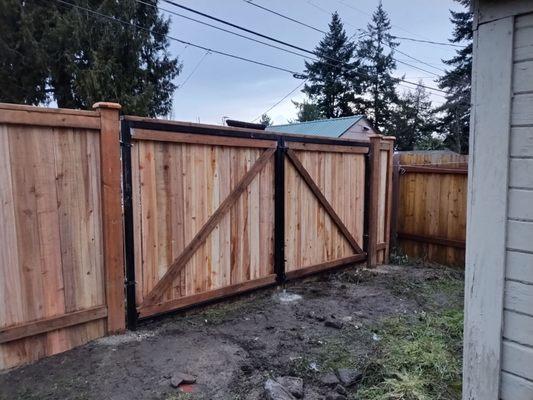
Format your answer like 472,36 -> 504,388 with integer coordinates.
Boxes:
121,117 -> 392,327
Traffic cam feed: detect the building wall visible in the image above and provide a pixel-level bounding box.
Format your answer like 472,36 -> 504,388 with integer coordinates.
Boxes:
340,119 -> 378,141
464,2 -> 533,400
500,10 -> 533,399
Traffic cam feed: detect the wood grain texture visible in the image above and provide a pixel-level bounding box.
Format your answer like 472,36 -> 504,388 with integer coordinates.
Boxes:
284,147 -> 365,272
503,310 -> 533,347
501,340 -> 533,381
131,139 -> 276,315
394,151 -> 468,266
132,128 -> 277,148
0,121 -> 107,370
500,371 -> 533,400
0,106 -> 100,129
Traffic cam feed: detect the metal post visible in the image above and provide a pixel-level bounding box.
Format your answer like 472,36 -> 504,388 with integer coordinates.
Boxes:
120,118 -> 138,330
274,137 -> 286,283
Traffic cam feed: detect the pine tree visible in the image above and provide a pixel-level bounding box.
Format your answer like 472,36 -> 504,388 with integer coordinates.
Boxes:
259,113 -> 272,126
302,12 -> 360,119
292,100 -> 322,122
393,84 -> 438,151
354,2 -> 399,134
0,0 -> 181,117
437,0 -> 472,154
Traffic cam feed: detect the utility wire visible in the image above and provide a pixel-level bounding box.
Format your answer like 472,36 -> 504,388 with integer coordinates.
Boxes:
52,0 -> 303,76
159,0 -> 450,94
136,0 -> 313,61
54,0 -> 451,99
393,35 -> 466,48
243,0 -> 326,34
177,50 -> 210,90
160,0 -> 322,60
252,80 -> 307,122
238,0 -> 448,75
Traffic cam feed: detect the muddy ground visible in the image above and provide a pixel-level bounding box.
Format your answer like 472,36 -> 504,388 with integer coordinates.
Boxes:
0,264 -> 464,400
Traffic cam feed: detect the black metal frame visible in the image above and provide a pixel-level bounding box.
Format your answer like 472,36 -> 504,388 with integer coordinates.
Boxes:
125,117 -> 370,148
274,137 -> 286,283
120,117 -> 371,328
120,118 -> 138,330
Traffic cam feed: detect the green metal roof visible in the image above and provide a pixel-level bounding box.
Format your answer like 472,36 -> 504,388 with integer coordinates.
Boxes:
268,115 -> 364,137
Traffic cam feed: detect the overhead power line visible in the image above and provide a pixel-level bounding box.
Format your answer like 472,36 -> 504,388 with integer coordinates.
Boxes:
238,0 -> 448,75
243,0 -> 326,34
160,0 -> 322,60
52,0 -> 303,76
53,0 -> 451,100
136,0 -> 314,61
177,50 -> 210,90
252,80 -> 307,122
159,0 -> 450,95
392,35 -> 466,48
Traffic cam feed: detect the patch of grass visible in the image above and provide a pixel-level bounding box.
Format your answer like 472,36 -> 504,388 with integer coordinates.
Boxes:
389,269 -> 464,310
357,309 -> 463,400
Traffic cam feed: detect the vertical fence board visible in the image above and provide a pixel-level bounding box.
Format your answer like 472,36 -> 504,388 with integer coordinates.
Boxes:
0,103 -> 114,370
393,151 -> 468,266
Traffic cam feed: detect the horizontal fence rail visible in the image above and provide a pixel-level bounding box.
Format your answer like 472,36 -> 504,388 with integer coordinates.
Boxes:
391,151 -> 468,266
122,117 -> 394,325
0,103 -> 394,369
0,102 -> 124,370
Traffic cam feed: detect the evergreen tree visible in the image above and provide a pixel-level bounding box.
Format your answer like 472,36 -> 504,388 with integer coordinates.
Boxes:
292,99 -> 322,122
393,84 -> 438,151
258,113 -> 272,126
437,0 -> 472,154
302,12 -> 360,119
0,0 -> 181,116
354,2 -> 399,134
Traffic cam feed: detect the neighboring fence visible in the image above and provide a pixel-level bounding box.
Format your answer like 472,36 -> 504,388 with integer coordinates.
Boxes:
391,151 -> 468,266
0,103 -> 394,368
0,103 -> 124,370
121,118 -> 394,324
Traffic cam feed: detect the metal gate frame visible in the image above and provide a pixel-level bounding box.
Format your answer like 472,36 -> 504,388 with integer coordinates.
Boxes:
121,117 -> 375,329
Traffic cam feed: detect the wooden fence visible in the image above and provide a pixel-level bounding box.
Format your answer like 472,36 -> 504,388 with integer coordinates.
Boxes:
391,151 -> 468,266
0,103 -> 394,368
0,103 -> 124,370
121,118 -> 394,324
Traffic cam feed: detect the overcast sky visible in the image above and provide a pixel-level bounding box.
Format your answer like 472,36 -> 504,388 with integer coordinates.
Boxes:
163,0 -> 465,125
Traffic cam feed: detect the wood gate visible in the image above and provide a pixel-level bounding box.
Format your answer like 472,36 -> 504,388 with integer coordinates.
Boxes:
122,117 -> 386,327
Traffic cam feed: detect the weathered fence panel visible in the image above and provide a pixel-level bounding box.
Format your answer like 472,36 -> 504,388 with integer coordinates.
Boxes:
0,103 -> 124,370
392,151 -> 468,266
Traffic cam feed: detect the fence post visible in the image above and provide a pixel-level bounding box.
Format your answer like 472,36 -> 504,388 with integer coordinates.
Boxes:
93,102 -> 125,334
367,134 -> 382,268
383,136 -> 395,263
274,136 -> 286,283
390,152 -> 400,251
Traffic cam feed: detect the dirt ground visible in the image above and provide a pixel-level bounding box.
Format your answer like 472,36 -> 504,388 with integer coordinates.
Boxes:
0,263 -> 464,400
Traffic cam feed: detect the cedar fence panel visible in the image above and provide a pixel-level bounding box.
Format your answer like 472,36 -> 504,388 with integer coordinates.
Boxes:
392,151 -> 468,266
0,104 -> 394,368
123,117 -> 393,324
0,103 -> 124,370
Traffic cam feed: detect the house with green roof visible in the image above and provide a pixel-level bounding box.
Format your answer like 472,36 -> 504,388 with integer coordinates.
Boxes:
267,115 -> 379,141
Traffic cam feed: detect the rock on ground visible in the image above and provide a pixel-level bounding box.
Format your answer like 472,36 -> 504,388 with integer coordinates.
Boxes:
275,376 -> 304,399
264,378 -> 297,400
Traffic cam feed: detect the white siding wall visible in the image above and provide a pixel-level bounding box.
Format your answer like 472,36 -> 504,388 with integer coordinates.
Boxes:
465,3 -> 533,400
500,11 -> 533,400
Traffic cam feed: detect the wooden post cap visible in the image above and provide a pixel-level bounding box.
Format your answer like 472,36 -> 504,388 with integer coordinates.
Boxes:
92,102 -> 122,110
382,136 -> 396,141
